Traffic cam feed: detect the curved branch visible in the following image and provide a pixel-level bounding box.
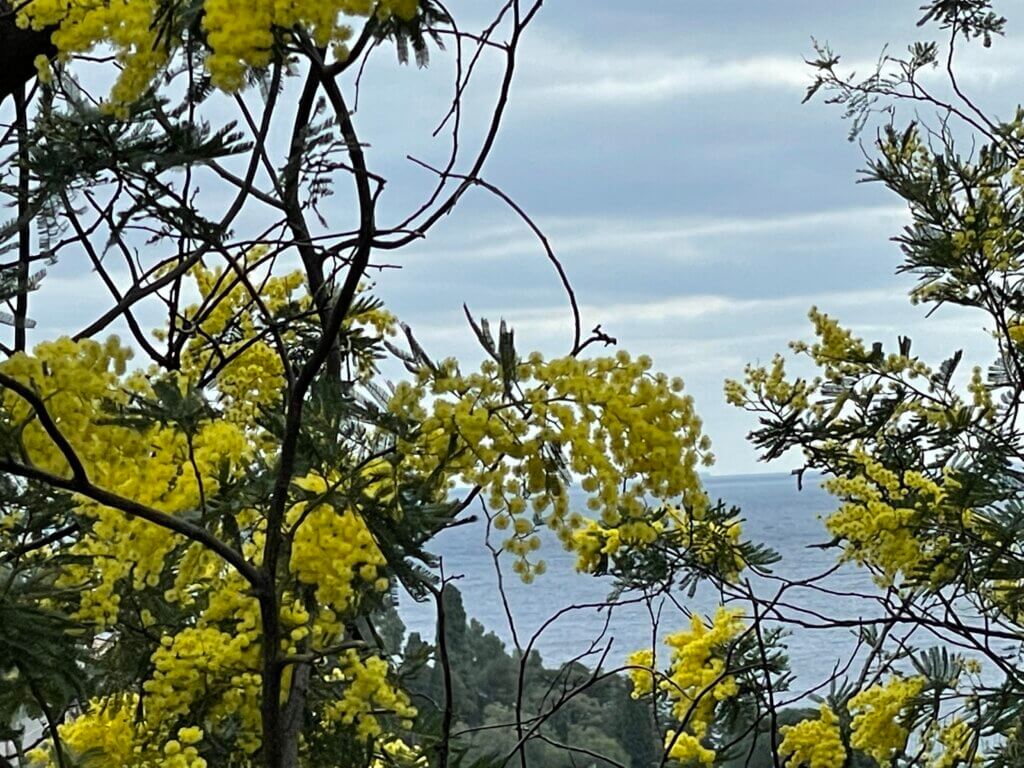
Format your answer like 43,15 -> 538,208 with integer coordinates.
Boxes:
0,372 -> 88,482
0,457 -> 260,586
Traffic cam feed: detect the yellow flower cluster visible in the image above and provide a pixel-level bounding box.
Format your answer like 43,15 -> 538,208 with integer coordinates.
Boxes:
627,607 -> 745,765
18,0 -> 165,111
927,718 -> 981,768
323,649 -> 418,740
727,309 -> 937,420
778,704 -> 846,768
159,732 -> 208,768
809,308 -> 930,378
939,166 -> 1020,273
373,739 -> 427,768
293,279 -> 400,382
18,0 -> 421,106
802,307 -> 869,372
848,676 -> 924,764
179,256 -> 305,423
967,364 -> 996,421
664,730 -> 717,766
144,627 -> 262,753
1,336 -> 254,627
201,0 -> 417,90
26,490 -> 403,762
571,506 -> 746,582
28,697 -> 137,767
136,542 -> 396,757
389,350 -> 711,579
2,269 -> 417,759
823,450 -> 957,585
2,336 -> 130,475
178,262 -> 394,415
289,473 -> 390,613
572,517 -> 658,572
27,698 -> 208,768
875,123 -> 1024,287
985,578 -> 1024,623
130,476 -> 394,755
725,354 -> 815,411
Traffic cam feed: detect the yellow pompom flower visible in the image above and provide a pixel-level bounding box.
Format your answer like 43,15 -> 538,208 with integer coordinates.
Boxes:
627,607 -> 745,765
17,0 -> 424,107
848,676 -> 925,763
388,350 -> 712,581
664,730 -> 717,766
778,704 -> 847,768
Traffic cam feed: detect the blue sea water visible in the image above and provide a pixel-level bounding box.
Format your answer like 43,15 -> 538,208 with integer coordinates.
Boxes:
398,472 -> 884,695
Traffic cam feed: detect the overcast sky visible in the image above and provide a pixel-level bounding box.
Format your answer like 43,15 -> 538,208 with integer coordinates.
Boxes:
352,1 -> 1024,474
15,2 -> 1024,475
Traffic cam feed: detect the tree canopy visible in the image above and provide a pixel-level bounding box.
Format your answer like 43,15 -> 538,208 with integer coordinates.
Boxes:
0,2 -> 745,766
1,1 -> 1024,768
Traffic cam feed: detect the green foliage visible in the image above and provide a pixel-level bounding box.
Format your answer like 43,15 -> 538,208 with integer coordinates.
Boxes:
404,586 -> 659,768
373,0 -> 450,68
727,0 -> 1024,762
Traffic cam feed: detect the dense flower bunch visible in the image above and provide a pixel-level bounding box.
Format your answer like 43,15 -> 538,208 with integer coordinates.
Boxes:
821,451 -> 962,586
16,0 -> 421,107
321,649 -> 417,740
2,259 -> 418,765
201,0 -> 417,90
143,626 -> 263,754
176,252 -> 303,422
372,739 -> 428,768
725,307 -> 932,412
388,350 -> 713,580
26,697 -> 209,768
289,473 -> 391,612
929,720 -> 983,768
2,257 -> 315,628
26,698 -> 138,767
626,607 -> 745,766
570,507 -> 746,581
18,0 -> 166,110
725,309 -> 985,588
778,703 -> 846,768
847,676 -> 924,764
776,696 -> 981,768
2,337 -> 252,628
27,639 -> 416,766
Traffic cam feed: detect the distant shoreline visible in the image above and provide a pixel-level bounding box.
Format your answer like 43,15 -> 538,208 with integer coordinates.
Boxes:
702,469 -> 825,484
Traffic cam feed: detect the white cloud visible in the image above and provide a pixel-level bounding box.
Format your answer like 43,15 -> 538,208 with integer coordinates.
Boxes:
523,54 -> 804,105
409,205 -> 909,263
530,54 -> 811,103
514,32 -> 877,106
514,27 -> 1024,110
412,287 -> 904,343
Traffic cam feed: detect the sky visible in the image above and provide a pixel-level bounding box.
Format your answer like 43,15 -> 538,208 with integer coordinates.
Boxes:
12,1 -> 1024,475
363,1 -> 1020,474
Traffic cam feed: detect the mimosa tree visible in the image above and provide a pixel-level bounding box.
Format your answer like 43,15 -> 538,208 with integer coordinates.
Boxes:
724,1 -> 1024,765
7,1 -> 1023,767
0,2 -> 758,767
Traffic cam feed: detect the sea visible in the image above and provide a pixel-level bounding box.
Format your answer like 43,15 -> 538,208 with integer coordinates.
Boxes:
398,472 -> 887,697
